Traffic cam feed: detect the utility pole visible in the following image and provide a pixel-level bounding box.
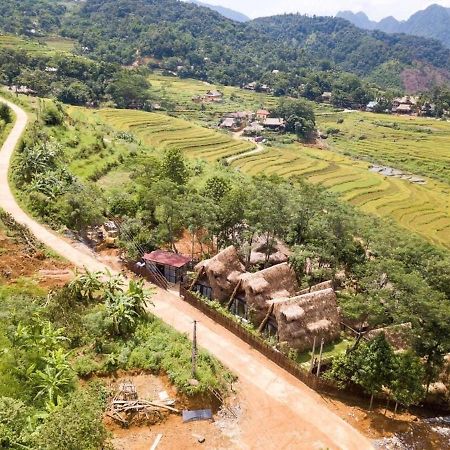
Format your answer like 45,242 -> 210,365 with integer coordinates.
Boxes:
316,338 -> 324,377
309,336 -> 317,373
191,320 -> 198,379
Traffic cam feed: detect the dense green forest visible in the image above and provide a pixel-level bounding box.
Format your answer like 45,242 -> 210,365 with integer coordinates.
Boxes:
1,0 -> 450,92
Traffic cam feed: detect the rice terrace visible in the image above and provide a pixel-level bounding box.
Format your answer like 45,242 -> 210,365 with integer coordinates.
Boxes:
76,106 -> 450,250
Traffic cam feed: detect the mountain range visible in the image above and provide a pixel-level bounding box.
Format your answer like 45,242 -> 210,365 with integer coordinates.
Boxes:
338,4 -> 450,48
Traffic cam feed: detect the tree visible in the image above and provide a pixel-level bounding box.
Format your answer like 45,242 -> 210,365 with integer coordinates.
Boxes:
106,71 -> 150,109
273,98 -> 316,139
69,270 -> 104,303
0,103 -> 12,124
389,351 -> 425,414
160,148 -> 189,185
353,334 -> 394,410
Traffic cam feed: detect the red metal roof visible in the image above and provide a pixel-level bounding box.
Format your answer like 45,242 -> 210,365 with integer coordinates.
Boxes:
143,250 -> 191,268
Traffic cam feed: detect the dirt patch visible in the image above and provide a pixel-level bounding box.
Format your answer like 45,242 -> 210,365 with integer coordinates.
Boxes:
101,372 -> 237,450
0,229 -> 72,288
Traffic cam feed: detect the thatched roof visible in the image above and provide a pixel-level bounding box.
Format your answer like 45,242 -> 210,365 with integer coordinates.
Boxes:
249,236 -> 292,266
296,280 -> 333,296
270,288 -> 341,352
365,323 -> 412,351
240,263 -> 298,323
195,246 -> 245,301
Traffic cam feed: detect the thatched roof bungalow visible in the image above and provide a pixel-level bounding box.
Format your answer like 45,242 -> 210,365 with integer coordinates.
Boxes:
239,263 -> 298,323
269,288 -> 341,352
365,323 -> 412,351
194,246 -> 245,301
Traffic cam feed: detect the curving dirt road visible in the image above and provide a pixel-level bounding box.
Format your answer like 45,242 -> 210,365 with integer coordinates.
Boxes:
0,98 -> 373,450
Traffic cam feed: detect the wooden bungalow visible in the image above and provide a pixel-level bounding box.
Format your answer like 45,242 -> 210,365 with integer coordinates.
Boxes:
143,250 -> 191,284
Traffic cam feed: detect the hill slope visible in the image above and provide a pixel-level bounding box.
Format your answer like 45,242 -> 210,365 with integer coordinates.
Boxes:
2,0 -> 450,92
338,4 -> 450,48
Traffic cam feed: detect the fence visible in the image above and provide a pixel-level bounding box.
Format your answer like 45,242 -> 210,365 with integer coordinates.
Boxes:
180,286 -> 341,396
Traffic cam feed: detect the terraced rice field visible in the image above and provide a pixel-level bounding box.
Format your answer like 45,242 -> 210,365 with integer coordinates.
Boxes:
92,109 -> 255,161
232,144 -> 450,249
86,108 -> 450,249
317,112 -> 450,185
0,35 -> 58,56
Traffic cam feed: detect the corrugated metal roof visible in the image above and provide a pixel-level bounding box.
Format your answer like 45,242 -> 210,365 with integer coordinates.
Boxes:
143,250 -> 191,268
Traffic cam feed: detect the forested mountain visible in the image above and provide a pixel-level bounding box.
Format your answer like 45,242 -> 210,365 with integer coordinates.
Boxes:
2,0 -> 450,92
338,4 -> 450,48
188,0 -> 249,22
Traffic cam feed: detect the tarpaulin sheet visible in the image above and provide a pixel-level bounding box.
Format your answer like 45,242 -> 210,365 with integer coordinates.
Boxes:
182,409 -> 213,423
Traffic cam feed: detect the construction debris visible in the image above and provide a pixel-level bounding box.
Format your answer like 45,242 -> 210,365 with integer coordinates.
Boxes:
182,409 -> 213,423
108,380 -> 179,427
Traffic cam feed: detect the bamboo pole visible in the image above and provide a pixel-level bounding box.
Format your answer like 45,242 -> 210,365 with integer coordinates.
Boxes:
309,336 -> 317,373
316,338 -> 324,377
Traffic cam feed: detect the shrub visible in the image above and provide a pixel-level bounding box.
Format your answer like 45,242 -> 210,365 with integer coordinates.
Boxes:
42,104 -> 63,126
0,397 -> 32,449
34,388 -> 109,450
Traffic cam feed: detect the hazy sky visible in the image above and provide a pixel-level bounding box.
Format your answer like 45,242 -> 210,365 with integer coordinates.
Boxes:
201,0 -> 450,21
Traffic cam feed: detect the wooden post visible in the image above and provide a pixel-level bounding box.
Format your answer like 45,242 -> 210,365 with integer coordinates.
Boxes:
258,303 -> 274,334
188,267 -> 204,291
316,338 -> 324,377
309,336 -> 317,373
191,320 -> 198,379
226,280 -> 242,311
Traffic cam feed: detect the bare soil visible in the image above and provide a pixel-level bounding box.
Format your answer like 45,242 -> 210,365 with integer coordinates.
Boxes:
0,228 -> 72,288
102,372 -> 236,450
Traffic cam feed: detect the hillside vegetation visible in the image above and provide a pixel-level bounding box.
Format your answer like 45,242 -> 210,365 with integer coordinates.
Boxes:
2,0 -> 450,92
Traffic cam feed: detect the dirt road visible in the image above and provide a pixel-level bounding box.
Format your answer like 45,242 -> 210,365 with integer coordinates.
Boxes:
226,131 -> 264,164
0,98 -> 373,450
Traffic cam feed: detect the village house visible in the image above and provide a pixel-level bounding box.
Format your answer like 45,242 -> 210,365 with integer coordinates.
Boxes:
191,246 -> 342,351
321,92 -> 332,103
263,117 -> 285,131
392,96 -> 419,115
143,250 -> 191,284
256,109 -> 270,122
243,122 -> 264,136
205,90 -> 223,102
219,117 -> 238,130
366,101 -> 379,112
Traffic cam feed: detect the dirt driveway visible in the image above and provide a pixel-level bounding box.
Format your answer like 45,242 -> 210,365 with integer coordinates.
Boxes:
0,97 -> 373,449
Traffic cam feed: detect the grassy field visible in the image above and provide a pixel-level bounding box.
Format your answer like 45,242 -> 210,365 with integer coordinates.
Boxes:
66,104 -> 450,249
317,111 -> 450,185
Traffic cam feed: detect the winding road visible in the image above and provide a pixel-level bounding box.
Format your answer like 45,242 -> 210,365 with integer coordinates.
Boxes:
0,97 -> 372,450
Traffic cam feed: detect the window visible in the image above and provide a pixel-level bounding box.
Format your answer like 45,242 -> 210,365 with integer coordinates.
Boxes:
231,297 -> 248,320
195,284 -> 212,300
264,316 -> 278,338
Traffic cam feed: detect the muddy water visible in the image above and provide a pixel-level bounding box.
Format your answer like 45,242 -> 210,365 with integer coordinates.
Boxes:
374,417 -> 450,449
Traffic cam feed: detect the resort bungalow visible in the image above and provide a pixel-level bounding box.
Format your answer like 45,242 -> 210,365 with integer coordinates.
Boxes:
143,250 -> 191,284
243,122 -> 264,136
392,96 -> 418,114
190,246 -> 342,351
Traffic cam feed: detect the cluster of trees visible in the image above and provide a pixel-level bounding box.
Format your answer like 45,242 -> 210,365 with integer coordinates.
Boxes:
273,98 -> 316,139
328,334 -> 425,412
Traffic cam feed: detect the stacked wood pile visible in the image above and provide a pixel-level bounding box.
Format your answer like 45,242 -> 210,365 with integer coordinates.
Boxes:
107,381 -> 179,427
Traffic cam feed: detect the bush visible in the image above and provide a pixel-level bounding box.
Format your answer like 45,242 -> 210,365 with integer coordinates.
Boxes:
34,388 -> 109,450
42,104 -> 63,126
0,103 -> 12,124
0,397 -> 32,449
